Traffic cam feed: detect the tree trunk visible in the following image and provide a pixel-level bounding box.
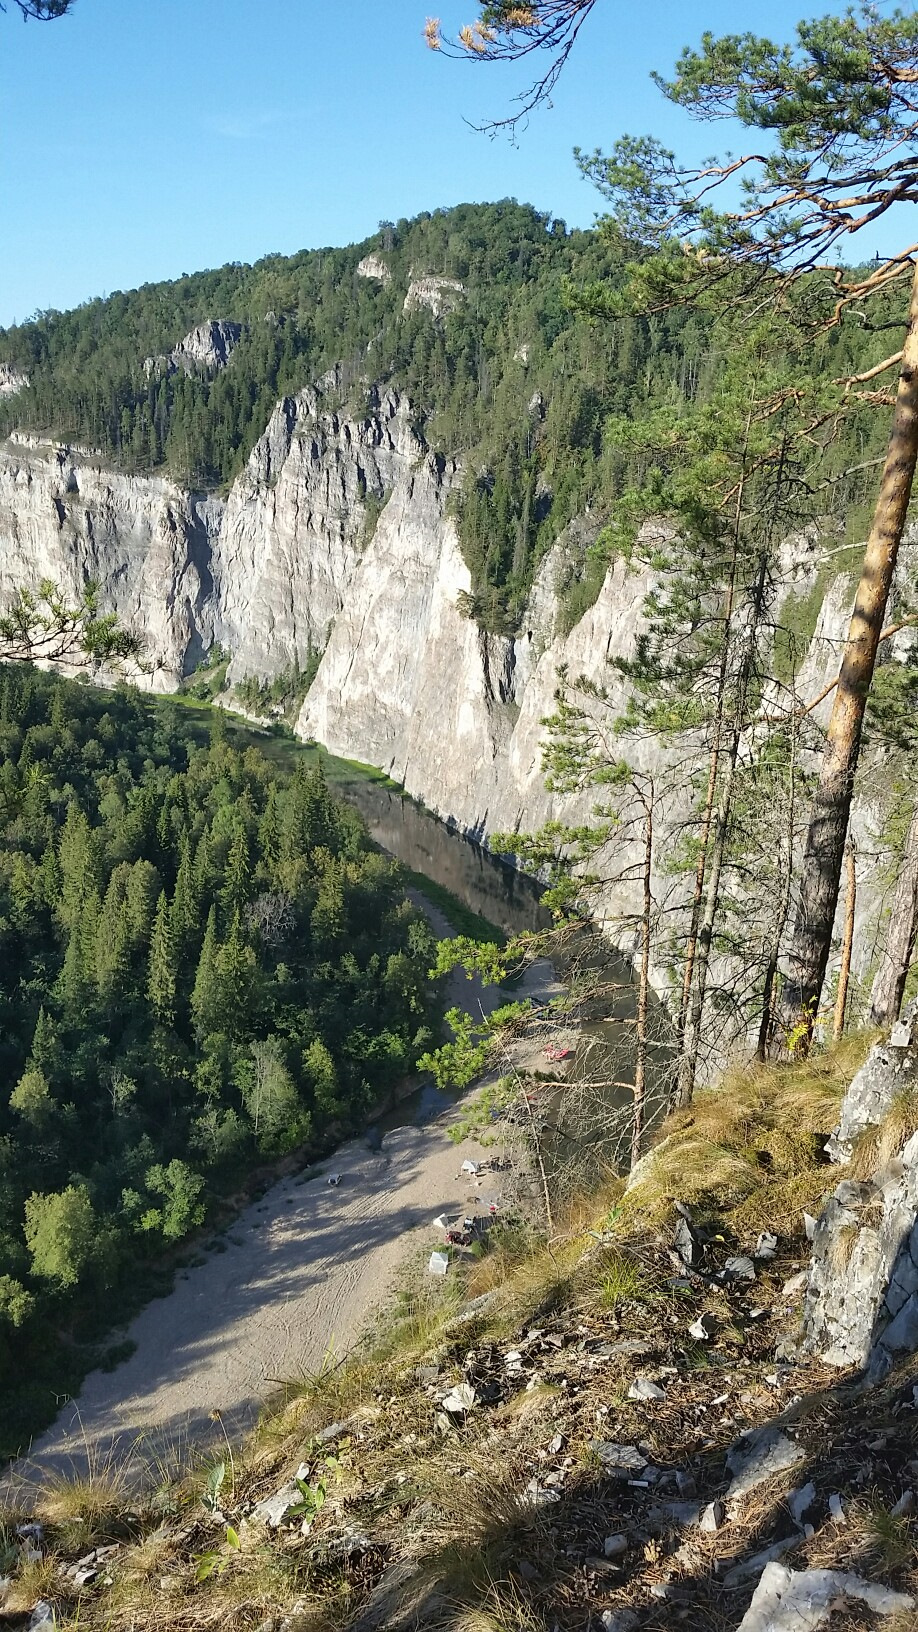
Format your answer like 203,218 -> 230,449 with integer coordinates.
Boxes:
675,546 -> 771,1106
833,836 -> 857,1042
868,798 -> 918,1027
673,732 -> 740,1107
676,455 -> 745,1050
758,717 -> 798,1059
777,258 -> 918,1051
631,787 -> 653,1169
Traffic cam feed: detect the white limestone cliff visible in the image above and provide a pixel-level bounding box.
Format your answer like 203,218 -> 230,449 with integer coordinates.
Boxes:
0,437 -> 219,689
213,382 -> 429,682
356,254 -> 392,284
0,363 -> 29,398
0,378 -> 908,1004
403,276 -> 464,317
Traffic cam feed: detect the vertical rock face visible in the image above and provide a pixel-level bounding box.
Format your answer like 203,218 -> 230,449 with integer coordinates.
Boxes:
804,1001 -> 918,1375
0,436 -> 219,688
403,277 -> 464,317
214,382 -> 430,683
0,378 -> 911,1009
356,254 -> 392,284
0,363 -> 29,397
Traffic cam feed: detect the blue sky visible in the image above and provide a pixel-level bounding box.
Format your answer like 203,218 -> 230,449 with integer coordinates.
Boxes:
0,0 -> 888,326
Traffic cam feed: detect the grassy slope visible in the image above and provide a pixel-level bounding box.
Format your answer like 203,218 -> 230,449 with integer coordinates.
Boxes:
8,1034 -> 918,1632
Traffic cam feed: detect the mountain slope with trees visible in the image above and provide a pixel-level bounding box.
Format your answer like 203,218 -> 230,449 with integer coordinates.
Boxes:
0,200 -> 898,636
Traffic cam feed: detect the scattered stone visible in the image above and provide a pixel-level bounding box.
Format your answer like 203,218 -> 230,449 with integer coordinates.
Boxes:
788,1482 -> 817,1526
755,1231 -> 778,1260
723,1256 -> 757,1282
828,1493 -> 846,1523
652,1500 -> 701,1528
603,1533 -> 629,1558
28,1605 -> 56,1632
524,1478 -> 561,1508
725,1427 -> 805,1505
316,1418 -> 350,1445
674,1215 -> 697,1267
774,1333 -> 801,1362
590,1442 -> 647,1476
722,1537 -> 798,1588
548,1433 -> 566,1454
417,1364 -> 440,1386
803,1212 -> 818,1241
628,1375 -> 665,1401
689,1312 -> 717,1341
735,1561 -> 915,1632
782,1271 -> 808,1298
309,1531 -> 372,1563
441,1382 -> 479,1414
700,1500 -> 725,1533
676,1471 -> 698,1498
891,1488 -> 915,1517
600,1612 -> 638,1632
251,1464 -> 311,1528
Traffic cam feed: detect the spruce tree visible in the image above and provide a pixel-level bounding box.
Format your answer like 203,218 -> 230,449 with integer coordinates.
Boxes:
148,891 -> 177,1028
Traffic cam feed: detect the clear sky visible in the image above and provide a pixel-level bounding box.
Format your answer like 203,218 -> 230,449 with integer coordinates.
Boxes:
0,0 -> 889,328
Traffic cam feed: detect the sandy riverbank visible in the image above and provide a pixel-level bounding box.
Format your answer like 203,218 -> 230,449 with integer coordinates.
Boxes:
6,940 -> 565,1494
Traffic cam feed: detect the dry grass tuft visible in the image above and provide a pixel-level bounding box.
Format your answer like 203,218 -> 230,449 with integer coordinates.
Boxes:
612,1036 -> 867,1241
446,1580 -> 549,1631
413,1458 -> 554,1615
35,1458 -> 136,1542
2,1553 -> 56,1613
474,1233 -> 585,1332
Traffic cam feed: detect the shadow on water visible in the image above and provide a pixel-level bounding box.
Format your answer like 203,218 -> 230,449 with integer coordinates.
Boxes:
336,779 -> 549,937
333,776 -> 673,1171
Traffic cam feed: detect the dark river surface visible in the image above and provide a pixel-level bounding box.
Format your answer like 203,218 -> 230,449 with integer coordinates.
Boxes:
333,775 -> 550,937
330,770 -> 671,1176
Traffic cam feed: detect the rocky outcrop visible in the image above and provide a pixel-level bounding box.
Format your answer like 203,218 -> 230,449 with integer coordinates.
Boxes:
357,254 -> 392,284
804,1003 -> 918,1375
144,319 -> 242,378
0,363 -> 29,397
403,276 -> 464,317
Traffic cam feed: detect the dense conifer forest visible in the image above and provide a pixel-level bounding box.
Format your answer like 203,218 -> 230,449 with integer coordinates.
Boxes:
0,668 -> 438,1453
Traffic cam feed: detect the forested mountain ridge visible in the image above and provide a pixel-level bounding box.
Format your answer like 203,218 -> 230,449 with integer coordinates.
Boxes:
0,668 -> 438,1455
0,201 -> 900,632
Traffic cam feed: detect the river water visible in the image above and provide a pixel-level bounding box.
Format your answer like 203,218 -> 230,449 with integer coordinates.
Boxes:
330,768 -> 672,1184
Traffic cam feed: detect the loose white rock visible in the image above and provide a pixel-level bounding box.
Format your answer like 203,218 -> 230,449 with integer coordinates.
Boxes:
735,1561 -> 915,1632
441,1383 -> 478,1415
628,1375 -> 665,1401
